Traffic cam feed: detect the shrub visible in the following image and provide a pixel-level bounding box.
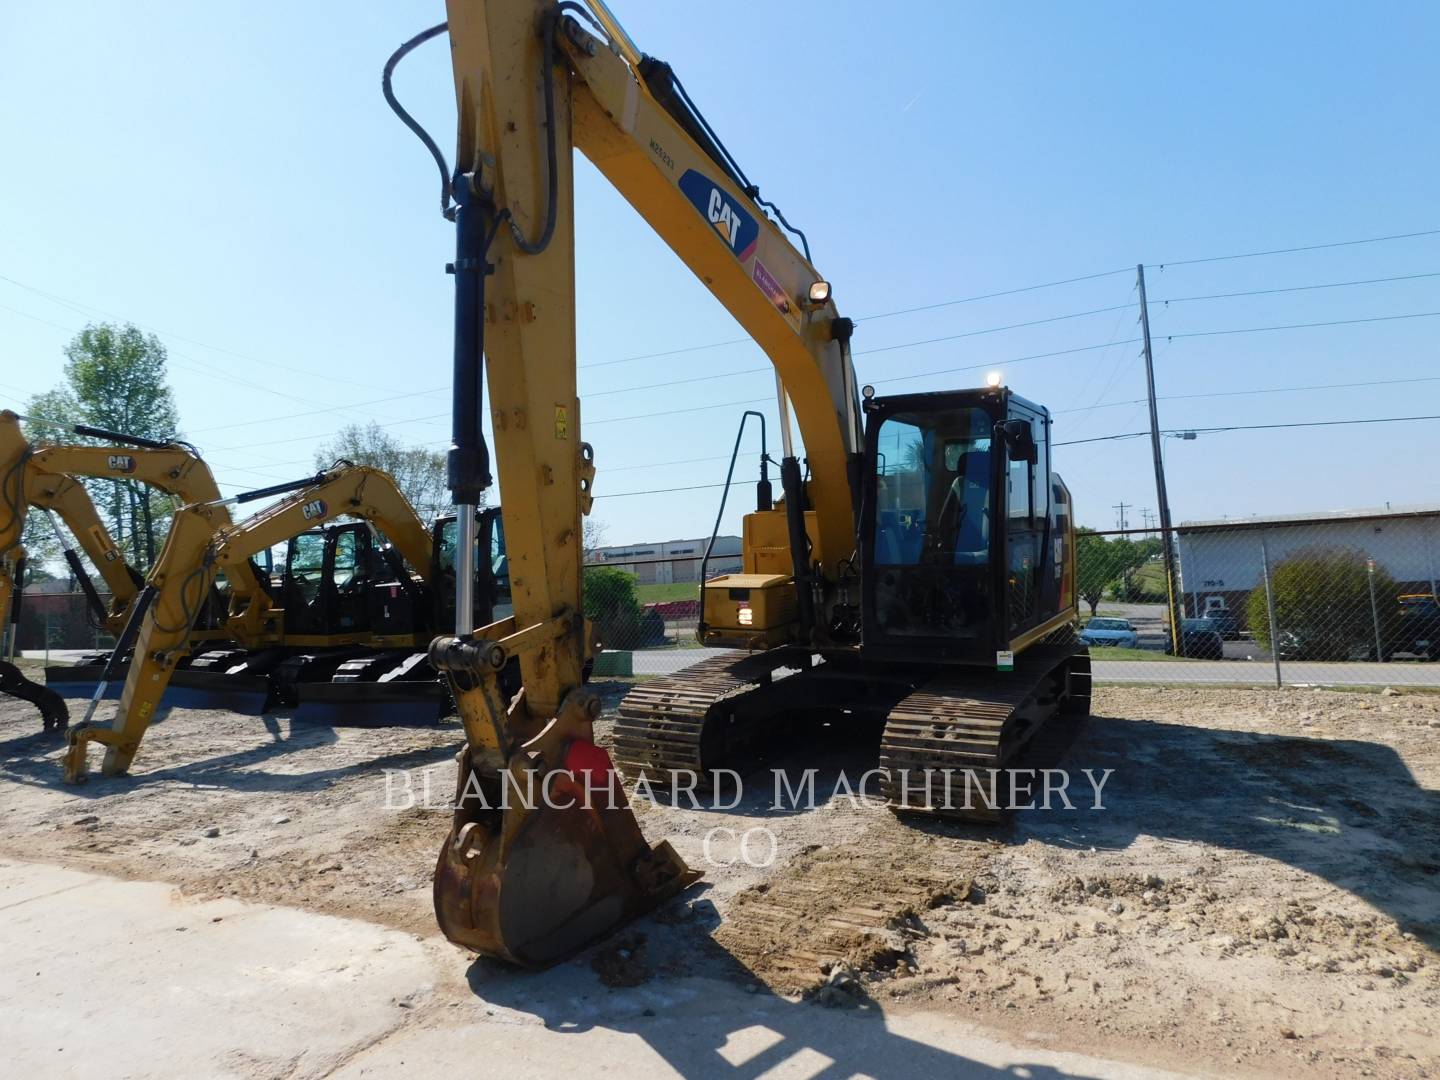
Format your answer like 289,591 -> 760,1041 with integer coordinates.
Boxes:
583,565 -> 643,649
1246,547 -> 1399,660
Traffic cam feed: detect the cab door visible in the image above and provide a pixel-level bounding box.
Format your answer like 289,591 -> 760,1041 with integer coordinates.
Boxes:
1002,404 -> 1049,640
282,531 -> 327,634
325,524 -> 373,633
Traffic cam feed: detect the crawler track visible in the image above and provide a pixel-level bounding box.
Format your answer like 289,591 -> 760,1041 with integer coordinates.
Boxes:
880,644 -> 1090,821
614,643 -> 1090,820
611,650 -> 758,778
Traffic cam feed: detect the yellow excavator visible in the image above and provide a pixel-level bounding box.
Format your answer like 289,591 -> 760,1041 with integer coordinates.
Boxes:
0,409 -> 278,726
386,0 -> 1087,966
60,463 -> 507,780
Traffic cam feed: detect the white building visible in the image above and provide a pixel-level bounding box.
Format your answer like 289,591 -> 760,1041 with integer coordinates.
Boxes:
1176,504 -> 1440,619
591,535 -> 742,584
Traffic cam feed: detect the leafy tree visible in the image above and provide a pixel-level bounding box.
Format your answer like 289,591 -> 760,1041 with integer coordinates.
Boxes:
26,324 -> 181,570
583,565 -> 642,649
1075,528 -> 1146,614
313,422 -> 455,519
583,517 -> 607,559
1246,547 -> 1399,660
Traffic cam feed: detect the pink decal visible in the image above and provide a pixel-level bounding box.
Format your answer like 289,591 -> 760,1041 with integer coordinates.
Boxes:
752,260 -> 790,313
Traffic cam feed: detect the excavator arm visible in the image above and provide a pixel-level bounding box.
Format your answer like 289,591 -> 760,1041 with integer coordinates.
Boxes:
63,465 -> 435,781
421,0 -> 865,964
0,409 -> 275,642
14,469 -> 136,630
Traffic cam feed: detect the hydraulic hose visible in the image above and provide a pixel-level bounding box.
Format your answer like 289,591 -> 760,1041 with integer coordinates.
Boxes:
382,22 -> 455,220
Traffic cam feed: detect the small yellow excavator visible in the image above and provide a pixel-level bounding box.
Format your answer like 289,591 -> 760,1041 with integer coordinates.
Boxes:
380,0 -> 1086,966
60,463 -> 508,780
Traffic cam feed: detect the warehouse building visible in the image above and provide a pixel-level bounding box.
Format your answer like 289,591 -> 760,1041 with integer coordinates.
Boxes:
590,535 -> 742,584
1176,504 -> 1440,621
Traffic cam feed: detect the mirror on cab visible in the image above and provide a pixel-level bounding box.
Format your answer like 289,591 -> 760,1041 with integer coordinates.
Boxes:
999,419 -> 1037,463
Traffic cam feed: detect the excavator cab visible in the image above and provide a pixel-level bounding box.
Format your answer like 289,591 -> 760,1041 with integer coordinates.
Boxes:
431,508 -> 509,631
860,385 -> 1063,665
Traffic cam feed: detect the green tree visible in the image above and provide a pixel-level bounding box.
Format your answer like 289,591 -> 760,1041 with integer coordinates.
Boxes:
1246,548 -> 1399,660
583,565 -> 642,649
313,422 -> 454,519
1075,528 -> 1149,615
26,323 -> 181,570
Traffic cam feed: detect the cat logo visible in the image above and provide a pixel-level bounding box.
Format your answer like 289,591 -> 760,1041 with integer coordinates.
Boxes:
106,454 -> 137,474
677,169 -> 758,261
301,499 -> 327,520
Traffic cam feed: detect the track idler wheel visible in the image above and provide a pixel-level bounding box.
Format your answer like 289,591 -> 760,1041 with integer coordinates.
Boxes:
433,697 -> 699,967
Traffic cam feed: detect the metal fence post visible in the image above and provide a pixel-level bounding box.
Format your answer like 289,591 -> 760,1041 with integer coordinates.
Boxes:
1259,532 -> 1282,689
1366,556 -> 1384,662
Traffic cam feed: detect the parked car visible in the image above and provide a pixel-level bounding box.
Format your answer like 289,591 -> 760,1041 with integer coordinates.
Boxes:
1201,599 -> 1242,640
1388,594 -> 1440,660
1275,628 -> 1374,662
1080,617 -> 1140,648
1166,617 -> 1224,659
1205,610 -> 1241,640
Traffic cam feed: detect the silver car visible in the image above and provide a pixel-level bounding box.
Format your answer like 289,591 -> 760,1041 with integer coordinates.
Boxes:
1080,617 -> 1139,648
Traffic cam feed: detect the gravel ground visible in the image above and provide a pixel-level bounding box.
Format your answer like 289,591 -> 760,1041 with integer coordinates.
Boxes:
1,666 -> 1436,1078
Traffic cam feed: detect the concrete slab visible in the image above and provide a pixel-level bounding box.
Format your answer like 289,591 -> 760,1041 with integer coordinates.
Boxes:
331,980 -> 1182,1079
0,858 -> 433,1079
0,858 -> 1180,1079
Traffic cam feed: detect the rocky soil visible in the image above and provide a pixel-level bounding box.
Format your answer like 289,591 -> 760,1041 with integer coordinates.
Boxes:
1,670 -> 1436,1078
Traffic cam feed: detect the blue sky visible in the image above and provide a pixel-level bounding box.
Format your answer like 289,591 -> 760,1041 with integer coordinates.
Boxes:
2,1 -> 1436,545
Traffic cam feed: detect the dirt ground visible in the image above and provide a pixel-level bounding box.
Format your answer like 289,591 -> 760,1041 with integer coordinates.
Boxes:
2,664 -> 1436,1079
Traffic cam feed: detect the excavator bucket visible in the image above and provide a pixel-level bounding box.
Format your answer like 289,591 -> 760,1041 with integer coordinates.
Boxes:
432,686 -> 699,967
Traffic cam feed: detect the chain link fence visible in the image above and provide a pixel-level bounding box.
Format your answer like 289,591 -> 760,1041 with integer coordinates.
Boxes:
586,513 -> 1440,689
4,590 -> 114,656
1078,513 -> 1440,688
15,515 -> 1439,693
582,553 -> 718,679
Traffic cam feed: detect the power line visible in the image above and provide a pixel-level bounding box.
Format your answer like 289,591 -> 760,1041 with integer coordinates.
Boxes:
572,413 -> 1440,502
852,268 -> 1132,323
0,300 -> 423,426
852,303 -> 1134,358
580,228 -> 1440,371
207,410 -> 451,453
593,481 -> 730,500
586,301 -> 1136,398
579,268 -> 1136,371
1056,412 -> 1440,447
189,386 -> 448,434
1159,310 -> 1440,341
1056,374 -> 1440,415
872,338 -> 1144,388
0,271 -> 412,394
588,396 -> 773,426
1149,228 -> 1440,269
1153,270 -> 1440,305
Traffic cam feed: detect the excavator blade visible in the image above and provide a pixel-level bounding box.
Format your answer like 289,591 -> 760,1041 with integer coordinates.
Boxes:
433,741 -> 699,968
0,660 -> 68,732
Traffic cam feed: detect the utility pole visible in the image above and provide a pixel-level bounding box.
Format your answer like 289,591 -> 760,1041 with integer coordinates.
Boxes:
1112,501 -> 1130,532
1140,508 -> 1155,534
1138,264 -> 1185,654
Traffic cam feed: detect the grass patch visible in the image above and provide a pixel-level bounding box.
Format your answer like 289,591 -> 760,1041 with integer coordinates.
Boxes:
1085,646 -> 1192,662
635,582 -> 700,604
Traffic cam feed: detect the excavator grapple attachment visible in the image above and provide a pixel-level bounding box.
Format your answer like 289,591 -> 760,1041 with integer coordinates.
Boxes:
431,644 -> 699,967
